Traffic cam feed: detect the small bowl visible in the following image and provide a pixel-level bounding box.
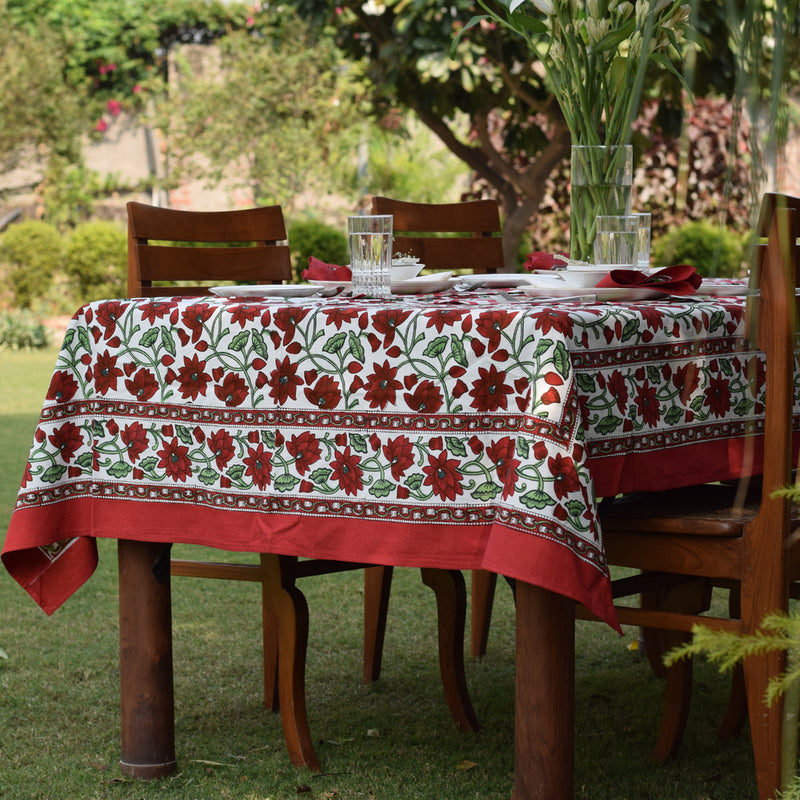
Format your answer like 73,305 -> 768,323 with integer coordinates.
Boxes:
391,261 -> 425,282
562,266 -> 612,287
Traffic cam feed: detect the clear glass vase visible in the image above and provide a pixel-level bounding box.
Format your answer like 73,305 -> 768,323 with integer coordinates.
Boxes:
569,145 -> 633,263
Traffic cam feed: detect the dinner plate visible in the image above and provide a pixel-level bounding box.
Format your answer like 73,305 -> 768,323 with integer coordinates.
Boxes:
521,285 -> 662,301
694,283 -> 755,296
456,273 -> 534,288
210,284 -> 321,298
392,272 -> 454,294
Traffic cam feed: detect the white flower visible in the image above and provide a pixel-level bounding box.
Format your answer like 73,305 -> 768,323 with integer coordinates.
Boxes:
529,0 -> 555,14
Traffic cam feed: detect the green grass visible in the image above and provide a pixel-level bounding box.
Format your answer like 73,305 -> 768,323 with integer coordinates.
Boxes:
0,347 -> 760,799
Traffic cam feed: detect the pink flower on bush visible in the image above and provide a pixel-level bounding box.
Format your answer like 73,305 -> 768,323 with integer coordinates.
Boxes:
106,99 -> 122,116
94,119 -> 108,133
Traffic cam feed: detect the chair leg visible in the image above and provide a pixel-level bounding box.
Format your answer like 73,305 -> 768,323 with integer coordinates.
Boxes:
363,565 -> 393,683
743,650 -> 784,800
470,569 -> 497,659
260,554 -> 280,712
719,587 -> 747,739
261,554 -> 320,771
420,568 -> 480,733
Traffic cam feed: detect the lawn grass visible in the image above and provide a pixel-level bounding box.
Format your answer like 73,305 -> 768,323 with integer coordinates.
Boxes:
0,346 -> 761,799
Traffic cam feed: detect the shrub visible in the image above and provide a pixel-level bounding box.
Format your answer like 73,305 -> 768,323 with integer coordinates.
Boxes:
0,220 -> 63,308
64,220 -> 127,303
651,220 -> 746,278
0,310 -> 49,350
288,219 -> 349,282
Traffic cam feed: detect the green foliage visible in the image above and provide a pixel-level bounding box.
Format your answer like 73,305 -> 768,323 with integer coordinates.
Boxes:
155,10 -> 362,212
0,310 -> 49,350
64,221 -> 127,303
0,19 -> 84,172
0,221 -> 64,309
651,220 -> 746,278
288,220 -> 349,282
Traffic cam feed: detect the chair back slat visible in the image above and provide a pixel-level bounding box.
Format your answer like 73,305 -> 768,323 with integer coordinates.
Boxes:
127,202 -> 291,297
370,196 -> 504,274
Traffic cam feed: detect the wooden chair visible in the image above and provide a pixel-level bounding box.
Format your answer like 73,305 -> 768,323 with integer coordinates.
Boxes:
370,196 -> 504,276
363,197 -> 506,679
126,201 -> 478,770
576,199 -> 800,800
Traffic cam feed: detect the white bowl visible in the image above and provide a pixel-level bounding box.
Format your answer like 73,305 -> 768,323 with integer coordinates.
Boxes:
391,261 -> 425,281
561,267 -> 611,287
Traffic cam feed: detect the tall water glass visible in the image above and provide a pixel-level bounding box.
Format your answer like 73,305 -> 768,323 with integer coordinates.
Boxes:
633,212 -> 652,272
348,215 -> 393,298
593,214 -> 639,268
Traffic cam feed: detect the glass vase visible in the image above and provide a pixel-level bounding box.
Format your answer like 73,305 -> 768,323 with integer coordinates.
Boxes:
569,145 -> 633,263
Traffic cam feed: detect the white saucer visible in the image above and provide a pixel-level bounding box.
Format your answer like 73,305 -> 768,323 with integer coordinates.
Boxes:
210,284 -> 321,298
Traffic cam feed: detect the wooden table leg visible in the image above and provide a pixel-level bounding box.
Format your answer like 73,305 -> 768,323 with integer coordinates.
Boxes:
118,540 -> 176,779
513,581 -> 574,800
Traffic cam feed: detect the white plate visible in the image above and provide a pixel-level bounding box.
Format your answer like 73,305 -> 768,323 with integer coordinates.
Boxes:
521,285 -> 662,301
210,284 -> 321,298
392,272 -> 454,294
456,273 -> 533,288
309,279 -> 352,289
694,283 -> 755,296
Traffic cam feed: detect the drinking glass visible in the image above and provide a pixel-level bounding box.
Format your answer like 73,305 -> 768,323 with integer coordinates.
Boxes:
348,215 -> 393,298
593,214 -> 639,268
633,212 -> 652,272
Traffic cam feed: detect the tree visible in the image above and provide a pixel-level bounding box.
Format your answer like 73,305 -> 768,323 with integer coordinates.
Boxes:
288,0 -> 797,270
0,19 -> 84,175
155,10 -> 363,212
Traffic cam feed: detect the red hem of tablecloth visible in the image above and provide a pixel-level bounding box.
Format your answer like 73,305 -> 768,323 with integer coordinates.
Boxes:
3,496 -> 618,630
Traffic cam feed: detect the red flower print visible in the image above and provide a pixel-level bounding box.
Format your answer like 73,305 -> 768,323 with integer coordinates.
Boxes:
424,309 -> 464,333
157,437 -> 192,482
475,309 -> 515,351
181,303 -> 213,343
46,370 -> 78,403
227,304 -> 259,327
634,382 -> 660,427
93,350 -> 123,394
423,450 -> 463,501
122,422 -> 149,463
125,368 -> 158,401
639,305 -> 665,332
244,443 -> 273,490
304,375 -> 342,409
330,446 -> 363,495
487,437 -> 521,496
140,300 -> 175,323
607,370 -> 628,414
745,355 -> 766,399
287,431 -> 322,475
274,306 -> 311,344
469,364 -> 512,412
177,355 -> 211,400
364,360 -> 402,409
404,380 -> 443,414
672,363 -> 700,406
323,307 -> 359,330
48,422 -> 84,462
704,375 -> 731,417
214,372 -> 249,406
95,300 -> 128,339
373,308 -> 412,345
548,453 -> 580,500
532,310 -> 574,338
207,430 -> 235,470
383,436 -> 414,481
268,356 -> 302,404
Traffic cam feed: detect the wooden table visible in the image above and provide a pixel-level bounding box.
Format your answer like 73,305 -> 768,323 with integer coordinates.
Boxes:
3,281 -> 766,797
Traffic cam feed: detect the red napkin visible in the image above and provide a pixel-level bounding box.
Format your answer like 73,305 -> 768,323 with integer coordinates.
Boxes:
596,264 -> 702,295
302,256 -> 352,282
524,251 -> 568,271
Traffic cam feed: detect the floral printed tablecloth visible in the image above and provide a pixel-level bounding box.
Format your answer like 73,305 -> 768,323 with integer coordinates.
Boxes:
2,284 -> 774,628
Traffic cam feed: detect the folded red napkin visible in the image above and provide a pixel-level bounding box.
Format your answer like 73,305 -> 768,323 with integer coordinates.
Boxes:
524,251 -> 568,271
302,256 -> 352,282
596,264 -> 702,295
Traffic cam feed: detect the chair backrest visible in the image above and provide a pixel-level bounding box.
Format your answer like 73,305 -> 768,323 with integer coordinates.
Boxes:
127,202 -> 292,297
370,196 -> 504,274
